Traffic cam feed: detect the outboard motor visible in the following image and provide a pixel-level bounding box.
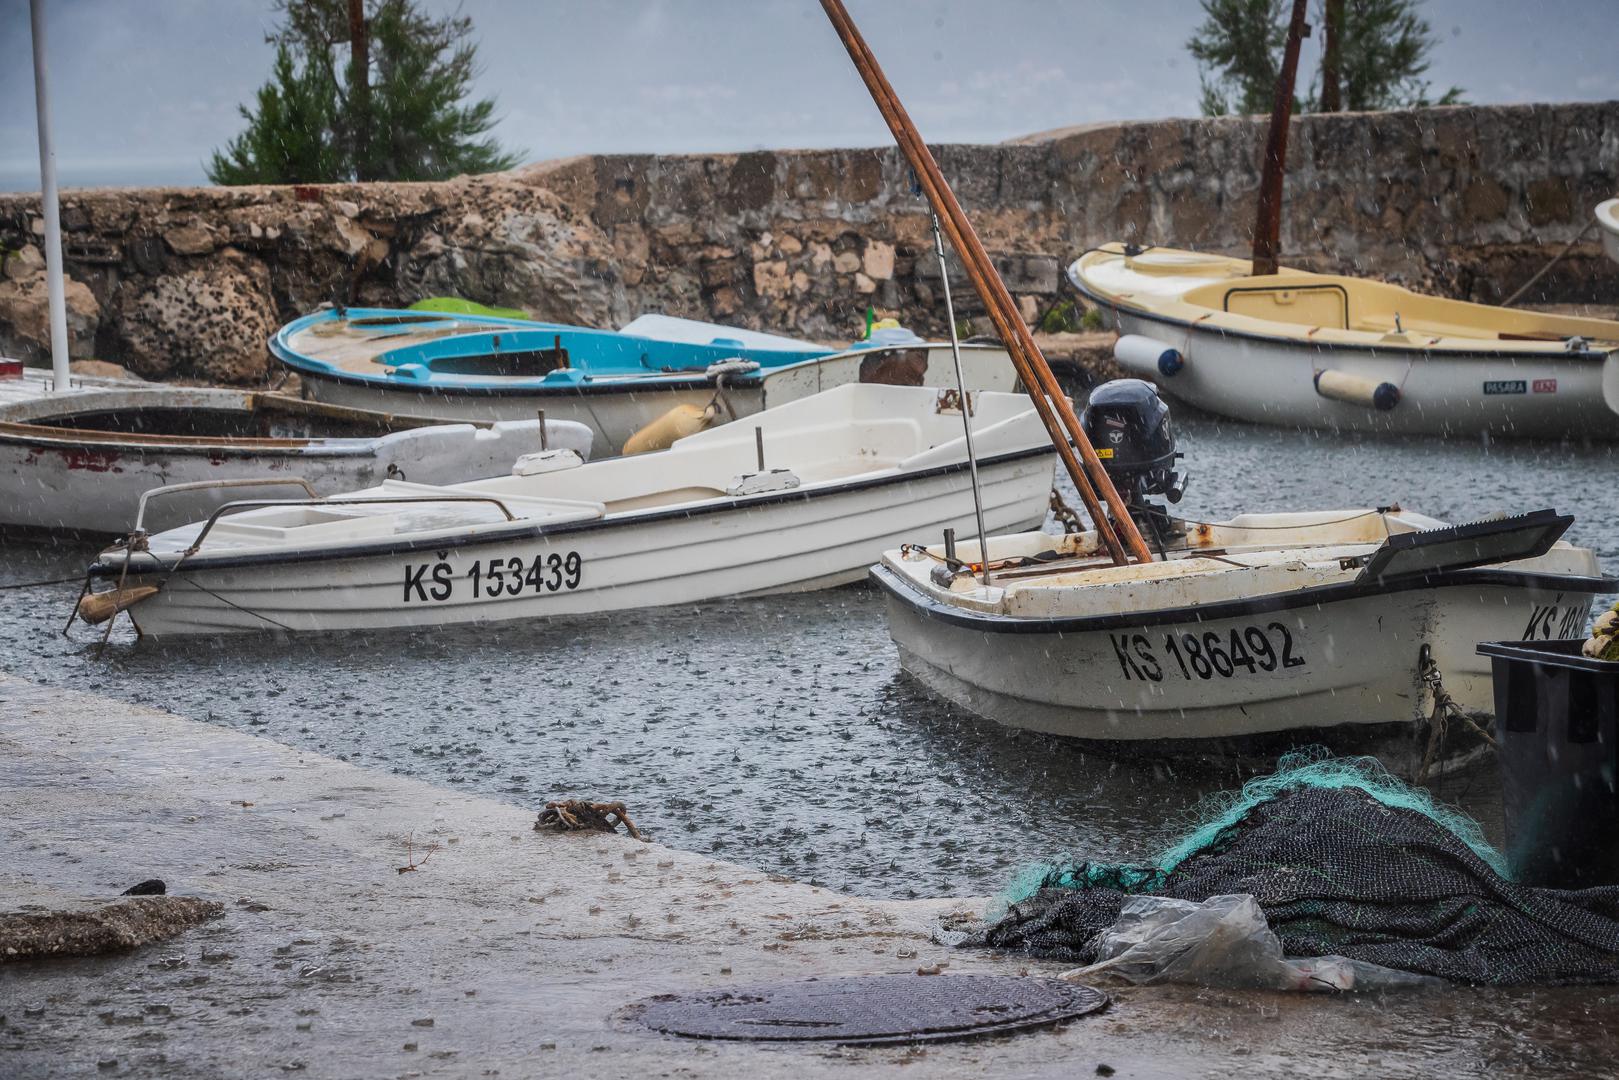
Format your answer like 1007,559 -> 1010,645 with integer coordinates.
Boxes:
1080,378 -> 1188,550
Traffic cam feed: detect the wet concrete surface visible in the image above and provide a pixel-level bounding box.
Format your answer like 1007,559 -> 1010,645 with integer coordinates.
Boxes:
2,414 -> 1615,901
5,675 -> 1619,1079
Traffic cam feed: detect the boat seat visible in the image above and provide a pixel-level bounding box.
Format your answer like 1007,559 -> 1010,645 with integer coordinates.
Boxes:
374,478 -> 605,522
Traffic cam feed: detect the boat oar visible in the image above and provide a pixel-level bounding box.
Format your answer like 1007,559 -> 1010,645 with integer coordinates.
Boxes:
816,0 -> 1151,566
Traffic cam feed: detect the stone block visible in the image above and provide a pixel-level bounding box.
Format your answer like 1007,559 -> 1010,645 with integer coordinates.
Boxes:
1461,178 -> 1510,224
2,244 -> 44,280
163,221 -> 216,256
752,260 -> 790,299
1525,177 -> 1574,227
862,240 -> 895,281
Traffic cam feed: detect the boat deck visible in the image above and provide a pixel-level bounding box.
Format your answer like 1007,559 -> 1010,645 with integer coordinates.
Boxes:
0,366 -> 140,413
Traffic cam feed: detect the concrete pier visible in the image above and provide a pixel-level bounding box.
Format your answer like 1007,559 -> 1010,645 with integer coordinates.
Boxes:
3,672 -> 1617,1078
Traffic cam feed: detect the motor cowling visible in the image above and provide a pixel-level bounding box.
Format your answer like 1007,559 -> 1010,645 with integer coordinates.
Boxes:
1080,378 -> 1182,502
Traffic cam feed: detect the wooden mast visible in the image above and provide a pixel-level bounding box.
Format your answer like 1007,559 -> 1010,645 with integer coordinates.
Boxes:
817,0 -> 1151,566
1250,0 -> 1310,277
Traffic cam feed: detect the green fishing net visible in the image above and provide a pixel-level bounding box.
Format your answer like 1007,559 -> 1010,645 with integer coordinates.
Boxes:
971,751 -> 1619,984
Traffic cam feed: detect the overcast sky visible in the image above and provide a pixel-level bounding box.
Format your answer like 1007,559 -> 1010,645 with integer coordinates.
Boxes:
3,0 -> 1616,191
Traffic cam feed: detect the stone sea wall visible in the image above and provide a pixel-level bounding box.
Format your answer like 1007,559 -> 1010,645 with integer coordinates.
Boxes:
1,101 -> 1615,384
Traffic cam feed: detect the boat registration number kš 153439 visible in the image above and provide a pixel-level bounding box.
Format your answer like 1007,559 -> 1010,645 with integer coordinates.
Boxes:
1109,623 -> 1306,683
402,551 -> 583,603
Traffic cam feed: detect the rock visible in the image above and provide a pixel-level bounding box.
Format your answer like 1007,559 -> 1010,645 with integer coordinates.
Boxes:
861,240 -> 895,281
121,880 -> 166,897
332,199 -> 361,219
753,260 -> 791,300
832,250 -> 861,274
163,222 -> 216,256
0,271 -> 101,361
0,898 -> 222,962
69,359 -> 145,382
332,214 -> 373,258
3,244 -> 44,280
854,272 -> 877,295
113,254 -> 279,384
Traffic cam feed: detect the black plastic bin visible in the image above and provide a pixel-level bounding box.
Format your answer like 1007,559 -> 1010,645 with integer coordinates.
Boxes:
1478,639 -> 1619,888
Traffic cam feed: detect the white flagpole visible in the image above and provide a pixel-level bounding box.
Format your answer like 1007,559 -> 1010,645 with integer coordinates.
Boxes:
30,0 -> 72,392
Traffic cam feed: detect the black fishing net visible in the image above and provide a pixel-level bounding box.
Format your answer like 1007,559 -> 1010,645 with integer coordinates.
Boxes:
968,758 -> 1619,985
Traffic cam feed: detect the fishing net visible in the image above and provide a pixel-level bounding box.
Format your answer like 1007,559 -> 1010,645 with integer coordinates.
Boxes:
968,752 -> 1619,985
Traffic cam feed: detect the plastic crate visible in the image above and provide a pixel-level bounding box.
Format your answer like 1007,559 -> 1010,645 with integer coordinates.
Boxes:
1477,639 -> 1619,888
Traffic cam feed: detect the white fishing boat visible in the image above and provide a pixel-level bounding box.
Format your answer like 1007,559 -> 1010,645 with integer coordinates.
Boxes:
0,365 -> 591,534
872,381 -> 1613,744
1070,245 -> 1619,440
79,384 -> 1057,637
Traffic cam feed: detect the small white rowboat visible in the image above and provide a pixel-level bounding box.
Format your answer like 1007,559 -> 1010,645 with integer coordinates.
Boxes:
873,508 -> 1611,743
1071,245 -> 1619,440
84,384 -> 1057,637
0,367 -> 592,534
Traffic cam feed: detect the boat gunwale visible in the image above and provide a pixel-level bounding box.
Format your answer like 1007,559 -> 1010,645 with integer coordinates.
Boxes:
869,561 -> 1617,635
0,419 -> 327,452
87,445 -> 1056,578
1070,260 -> 1617,363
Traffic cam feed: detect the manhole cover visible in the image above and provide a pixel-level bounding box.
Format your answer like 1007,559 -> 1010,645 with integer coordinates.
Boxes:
630,973 -> 1108,1045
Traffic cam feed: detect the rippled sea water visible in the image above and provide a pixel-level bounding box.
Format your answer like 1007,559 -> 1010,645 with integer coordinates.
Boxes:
3,413 -> 1616,898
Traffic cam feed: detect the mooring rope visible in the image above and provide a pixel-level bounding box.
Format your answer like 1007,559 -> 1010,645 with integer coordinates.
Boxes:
1416,644 -> 1496,786
1501,218 -> 1599,309
0,573 -> 86,590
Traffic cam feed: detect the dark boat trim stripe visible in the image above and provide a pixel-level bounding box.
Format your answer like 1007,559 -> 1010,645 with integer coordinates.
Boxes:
89,447 -> 1055,577
1069,276 -> 1614,362
869,562 -> 1617,634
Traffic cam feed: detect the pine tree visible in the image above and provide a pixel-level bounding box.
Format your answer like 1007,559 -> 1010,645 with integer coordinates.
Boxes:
206,0 -> 522,185
1189,0 -> 1291,117
1187,0 -> 1464,117
1329,0 -> 1464,111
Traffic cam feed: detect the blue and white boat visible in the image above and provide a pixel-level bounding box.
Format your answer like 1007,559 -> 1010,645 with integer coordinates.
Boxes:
272,308 -> 1020,454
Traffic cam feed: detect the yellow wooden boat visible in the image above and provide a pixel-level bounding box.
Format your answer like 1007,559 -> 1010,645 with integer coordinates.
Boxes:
1071,245 -> 1619,439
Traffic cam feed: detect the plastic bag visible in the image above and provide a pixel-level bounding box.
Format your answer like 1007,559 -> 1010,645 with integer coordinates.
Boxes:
1058,894 -> 1442,993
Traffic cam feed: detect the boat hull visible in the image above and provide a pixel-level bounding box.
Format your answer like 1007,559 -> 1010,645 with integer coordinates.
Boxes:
1112,309 -> 1619,440
110,452 -> 1055,637
875,563 -> 1603,741
0,384 -> 591,534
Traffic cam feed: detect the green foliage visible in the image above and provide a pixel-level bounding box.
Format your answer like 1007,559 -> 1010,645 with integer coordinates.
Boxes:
207,0 -> 522,186
1037,301 -> 1107,334
208,44 -> 342,185
1329,0 -> 1463,110
1039,300 -> 1081,334
1186,0 -> 1464,117
1188,0 -> 1290,117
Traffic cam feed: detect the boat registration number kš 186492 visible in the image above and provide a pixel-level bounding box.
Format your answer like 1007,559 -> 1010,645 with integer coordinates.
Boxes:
1109,623 -> 1306,683
402,551 -> 583,603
